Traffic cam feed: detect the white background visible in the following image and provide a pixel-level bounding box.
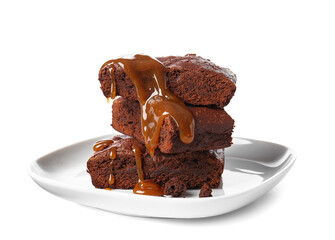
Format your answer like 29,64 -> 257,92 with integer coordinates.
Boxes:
1,0 -> 334,239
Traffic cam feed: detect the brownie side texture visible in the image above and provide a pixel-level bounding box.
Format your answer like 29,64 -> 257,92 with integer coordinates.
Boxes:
199,183 -> 213,198
111,97 -> 234,154
99,54 -> 236,108
86,135 -> 224,192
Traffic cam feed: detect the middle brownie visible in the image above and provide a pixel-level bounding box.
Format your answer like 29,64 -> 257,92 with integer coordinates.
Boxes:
112,97 -> 234,154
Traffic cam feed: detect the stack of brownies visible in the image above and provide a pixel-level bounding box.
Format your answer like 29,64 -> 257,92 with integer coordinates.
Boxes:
87,54 -> 236,197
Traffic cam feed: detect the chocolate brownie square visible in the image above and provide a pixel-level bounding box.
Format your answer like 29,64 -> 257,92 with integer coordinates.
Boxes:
99,54 -> 236,108
112,97 -> 234,153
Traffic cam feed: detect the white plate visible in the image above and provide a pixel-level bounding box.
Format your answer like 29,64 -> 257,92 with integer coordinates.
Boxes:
29,135 -> 296,218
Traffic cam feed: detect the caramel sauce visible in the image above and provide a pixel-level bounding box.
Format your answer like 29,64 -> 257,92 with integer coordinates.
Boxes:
108,174 -> 115,185
93,139 -> 114,152
100,54 -> 195,156
133,180 -> 165,196
132,145 -> 144,180
109,146 -> 117,185
93,140 -> 117,186
132,145 -> 164,196
109,146 -> 117,160
100,63 -> 117,99
98,54 -> 195,196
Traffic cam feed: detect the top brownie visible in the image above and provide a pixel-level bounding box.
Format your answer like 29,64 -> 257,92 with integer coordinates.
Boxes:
99,54 -> 237,108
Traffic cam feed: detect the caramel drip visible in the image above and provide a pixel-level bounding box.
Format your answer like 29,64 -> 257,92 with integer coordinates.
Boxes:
93,140 -> 117,186
110,67 -> 117,99
110,147 -> 117,160
100,54 -> 195,156
132,146 -> 164,196
100,63 -> 117,100
133,145 -> 144,181
93,139 -> 114,152
108,174 -> 115,185
109,146 -> 117,185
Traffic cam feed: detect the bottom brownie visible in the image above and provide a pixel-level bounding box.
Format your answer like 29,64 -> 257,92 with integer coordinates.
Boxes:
87,135 -> 224,196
